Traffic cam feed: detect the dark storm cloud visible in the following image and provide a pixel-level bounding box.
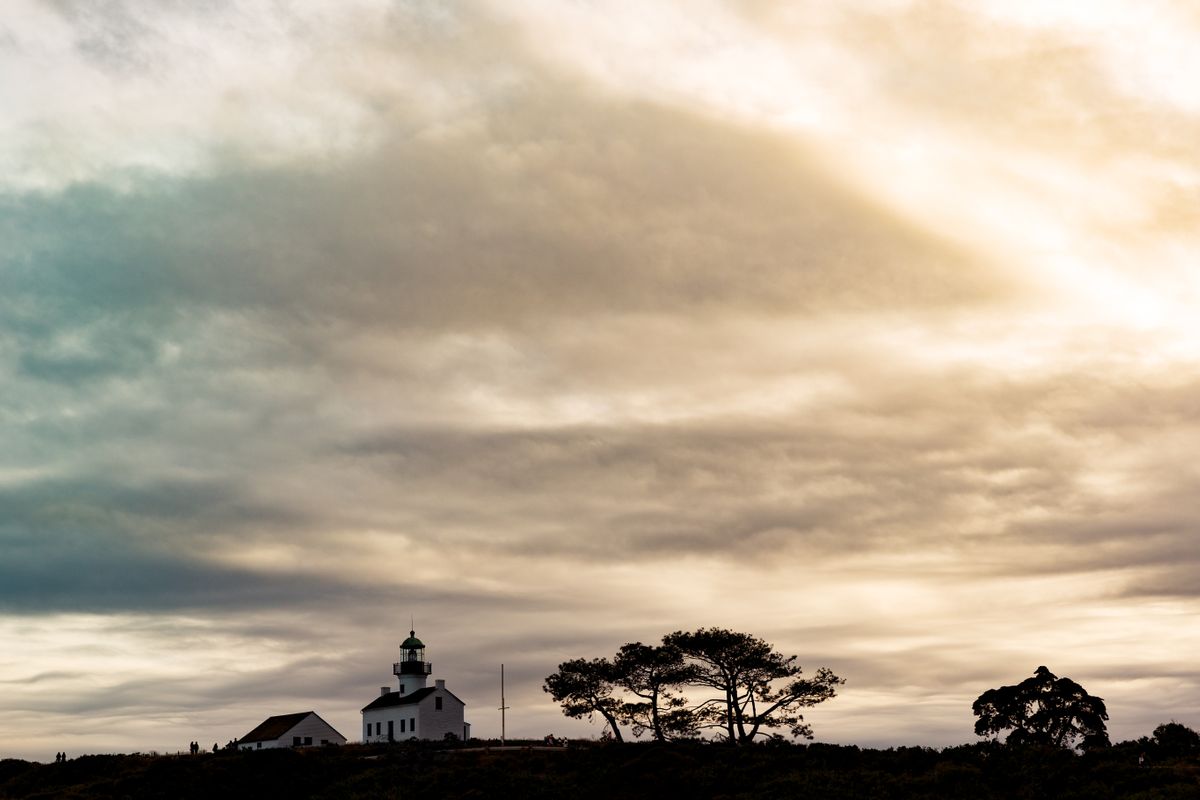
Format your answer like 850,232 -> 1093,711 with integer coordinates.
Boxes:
0,75 -> 1017,626
0,83 -> 1004,343
0,513 -> 548,615
357,361 -> 1200,580
0,473 -> 554,615
0,474 -> 306,535
0,535 -> 334,613
13,650 -> 361,717
331,407 -> 1072,561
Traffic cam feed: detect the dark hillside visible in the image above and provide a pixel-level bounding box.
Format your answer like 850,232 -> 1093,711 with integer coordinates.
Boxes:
2,741 -> 1198,799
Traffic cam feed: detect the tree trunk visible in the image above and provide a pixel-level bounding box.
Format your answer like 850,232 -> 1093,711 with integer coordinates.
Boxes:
733,687 -> 749,743
600,709 -> 625,743
650,685 -> 664,742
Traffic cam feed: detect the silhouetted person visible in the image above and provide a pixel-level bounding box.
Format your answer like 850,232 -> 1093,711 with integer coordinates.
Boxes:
213,742 -> 218,753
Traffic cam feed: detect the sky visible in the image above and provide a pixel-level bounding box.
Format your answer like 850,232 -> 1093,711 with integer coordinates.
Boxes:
2,0 -> 1200,761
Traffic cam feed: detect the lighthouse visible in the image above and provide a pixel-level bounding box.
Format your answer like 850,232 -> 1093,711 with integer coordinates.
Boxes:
393,630 -> 432,695
362,629 -> 470,742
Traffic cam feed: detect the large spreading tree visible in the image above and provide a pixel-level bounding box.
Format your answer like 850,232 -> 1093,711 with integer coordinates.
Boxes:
972,666 -> 1110,750
543,657 -> 626,742
545,629 -> 843,744
665,628 -> 843,744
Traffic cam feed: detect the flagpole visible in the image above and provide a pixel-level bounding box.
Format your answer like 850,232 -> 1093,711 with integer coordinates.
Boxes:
499,663 -> 511,745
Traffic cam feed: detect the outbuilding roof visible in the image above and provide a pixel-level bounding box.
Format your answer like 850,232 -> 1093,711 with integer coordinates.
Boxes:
239,712 -> 314,744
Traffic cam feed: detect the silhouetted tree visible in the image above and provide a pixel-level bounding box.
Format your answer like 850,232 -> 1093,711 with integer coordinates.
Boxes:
973,666 -> 1109,750
1152,722 -> 1200,757
664,628 -> 843,744
612,642 -> 697,741
543,658 -> 625,742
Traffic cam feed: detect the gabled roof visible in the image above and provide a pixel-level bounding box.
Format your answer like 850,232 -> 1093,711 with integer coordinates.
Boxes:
239,712 -> 313,744
361,685 -> 467,713
238,711 -> 345,744
362,687 -> 435,712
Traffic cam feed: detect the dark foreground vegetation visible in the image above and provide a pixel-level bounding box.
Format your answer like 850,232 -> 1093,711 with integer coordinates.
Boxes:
3,738 -> 1199,800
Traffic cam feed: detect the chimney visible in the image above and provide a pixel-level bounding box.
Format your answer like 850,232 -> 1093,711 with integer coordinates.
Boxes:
380,687 -> 391,696
435,679 -> 445,690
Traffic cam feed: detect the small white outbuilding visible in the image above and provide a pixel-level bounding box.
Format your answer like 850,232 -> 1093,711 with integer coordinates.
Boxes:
361,630 -> 470,742
237,711 -> 347,750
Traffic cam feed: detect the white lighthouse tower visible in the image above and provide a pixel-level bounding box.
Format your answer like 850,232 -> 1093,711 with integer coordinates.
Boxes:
362,629 -> 470,742
393,629 -> 432,695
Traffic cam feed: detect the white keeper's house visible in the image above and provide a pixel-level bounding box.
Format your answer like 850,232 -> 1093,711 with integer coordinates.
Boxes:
238,711 -> 347,750
361,630 -> 470,742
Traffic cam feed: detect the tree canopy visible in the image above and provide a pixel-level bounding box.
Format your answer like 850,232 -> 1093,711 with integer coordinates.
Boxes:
546,628 -> 843,744
664,628 -> 843,744
1152,721 -> 1200,757
543,657 -> 626,743
972,666 -> 1109,750
612,642 -> 697,741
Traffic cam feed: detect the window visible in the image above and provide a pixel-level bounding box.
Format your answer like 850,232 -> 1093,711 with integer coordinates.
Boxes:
435,696 -> 443,711
375,722 -> 381,736
304,737 -> 312,746
256,742 -> 262,749
293,736 -> 301,747
410,718 -> 416,733
400,719 -> 406,733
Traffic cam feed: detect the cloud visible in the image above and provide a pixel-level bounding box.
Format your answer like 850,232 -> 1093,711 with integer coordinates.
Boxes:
2,92 -> 1005,334
3,0 -> 1200,761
